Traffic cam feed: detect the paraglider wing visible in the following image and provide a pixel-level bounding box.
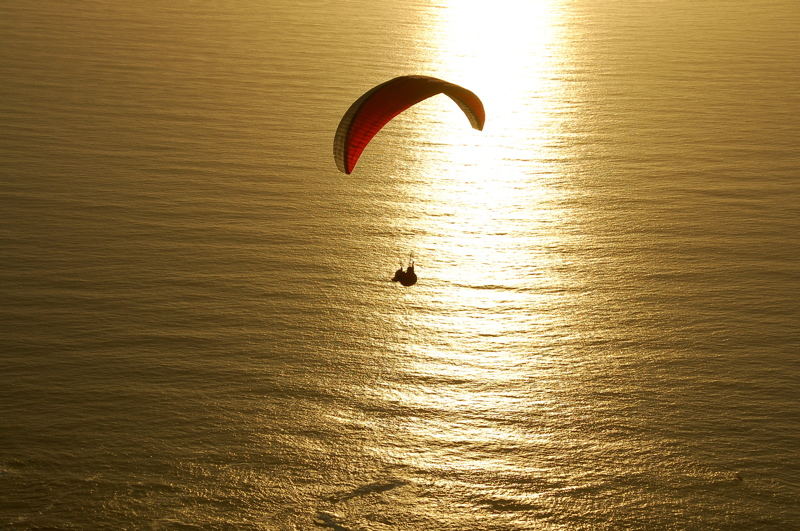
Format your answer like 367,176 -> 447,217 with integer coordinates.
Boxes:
333,75 -> 485,174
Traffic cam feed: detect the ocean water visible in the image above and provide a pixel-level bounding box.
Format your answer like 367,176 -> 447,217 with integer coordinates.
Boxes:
1,0 -> 799,529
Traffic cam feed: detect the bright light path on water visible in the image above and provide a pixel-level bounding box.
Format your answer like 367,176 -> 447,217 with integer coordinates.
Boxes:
377,0 -> 577,472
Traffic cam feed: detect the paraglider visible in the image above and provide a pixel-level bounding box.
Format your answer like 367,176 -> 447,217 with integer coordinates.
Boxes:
391,259 -> 417,287
333,75 -> 485,174
334,75 -> 485,287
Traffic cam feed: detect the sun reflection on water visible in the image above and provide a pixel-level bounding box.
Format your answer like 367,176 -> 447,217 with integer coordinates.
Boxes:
368,1 -> 580,489
404,0 -> 570,295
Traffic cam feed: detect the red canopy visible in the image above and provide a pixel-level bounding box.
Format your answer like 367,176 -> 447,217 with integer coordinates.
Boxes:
333,76 -> 485,174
